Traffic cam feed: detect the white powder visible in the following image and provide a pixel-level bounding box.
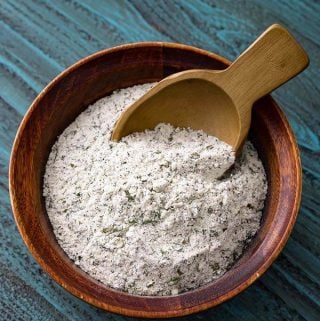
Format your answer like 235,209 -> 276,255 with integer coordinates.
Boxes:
43,83 -> 267,296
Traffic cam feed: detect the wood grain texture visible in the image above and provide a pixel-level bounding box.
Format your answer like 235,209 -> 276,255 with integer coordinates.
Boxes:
111,24 -> 309,153
1,0 -> 319,320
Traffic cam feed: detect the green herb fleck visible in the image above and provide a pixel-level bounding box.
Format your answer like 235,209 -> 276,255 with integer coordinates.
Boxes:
210,263 -> 220,272
146,281 -> 155,288
169,276 -> 181,285
125,190 -> 135,201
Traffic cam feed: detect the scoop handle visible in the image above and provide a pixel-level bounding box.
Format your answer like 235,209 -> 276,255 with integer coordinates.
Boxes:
224,24 -> 309,107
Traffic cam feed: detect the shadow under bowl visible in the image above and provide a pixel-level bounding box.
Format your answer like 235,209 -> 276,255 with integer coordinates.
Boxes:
9,43 -> 301,318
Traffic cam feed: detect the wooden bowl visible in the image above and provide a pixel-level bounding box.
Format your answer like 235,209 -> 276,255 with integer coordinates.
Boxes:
9,43 -> 302,318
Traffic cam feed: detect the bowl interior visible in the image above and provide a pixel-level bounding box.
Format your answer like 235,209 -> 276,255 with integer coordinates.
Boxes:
9,43 -> 301,318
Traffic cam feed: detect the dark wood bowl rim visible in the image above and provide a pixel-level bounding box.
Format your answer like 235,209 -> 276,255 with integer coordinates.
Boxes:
9,42 -> 302,318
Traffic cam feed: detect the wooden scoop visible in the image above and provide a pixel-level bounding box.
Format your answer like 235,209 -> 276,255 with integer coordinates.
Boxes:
111,24 -> 309,154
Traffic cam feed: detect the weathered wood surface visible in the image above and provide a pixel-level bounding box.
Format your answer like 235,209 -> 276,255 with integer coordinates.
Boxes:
0,0 -> 319,320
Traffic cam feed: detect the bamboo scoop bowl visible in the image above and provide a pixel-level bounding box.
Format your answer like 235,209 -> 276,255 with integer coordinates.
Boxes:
111,24 -> 309,153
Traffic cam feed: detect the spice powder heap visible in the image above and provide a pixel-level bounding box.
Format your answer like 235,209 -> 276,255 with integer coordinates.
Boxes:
44,83 -> 267,296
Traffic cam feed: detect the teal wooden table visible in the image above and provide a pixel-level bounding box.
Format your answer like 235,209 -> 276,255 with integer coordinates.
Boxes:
1,1 -> 319,320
